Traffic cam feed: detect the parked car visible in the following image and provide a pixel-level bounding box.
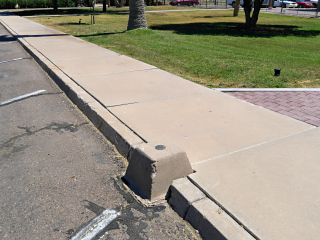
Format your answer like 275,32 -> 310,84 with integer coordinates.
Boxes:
170,0 -> 199,6
273,0 -> 298,7
227,0 -> 270,8
305,0 -> 318,7
227,0 -> 244,8
292,0 -> 314,7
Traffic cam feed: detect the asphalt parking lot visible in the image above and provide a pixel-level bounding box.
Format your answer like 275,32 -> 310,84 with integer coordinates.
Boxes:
0,24 -> 201,240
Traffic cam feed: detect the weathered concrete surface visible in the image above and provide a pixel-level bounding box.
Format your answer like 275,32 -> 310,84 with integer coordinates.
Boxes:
186,198 -> 255,240
125,141 -> 193,200
74,69 -> 209,107
168,178 -> 206,218
109,91 -> 313,165
54,55 -> 156,77
190,127 -> 320,240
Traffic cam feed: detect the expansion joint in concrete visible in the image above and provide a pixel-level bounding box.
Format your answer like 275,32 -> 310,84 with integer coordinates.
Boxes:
187,176 -> 259,240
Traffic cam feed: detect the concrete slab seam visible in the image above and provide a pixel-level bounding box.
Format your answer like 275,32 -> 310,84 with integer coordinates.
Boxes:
0,18 -> 146,159
187,176 -> 259,240
106,91 -> 210,108
74,67 -> 158,78
167,177 -> 256,239
193,127 -> 316,167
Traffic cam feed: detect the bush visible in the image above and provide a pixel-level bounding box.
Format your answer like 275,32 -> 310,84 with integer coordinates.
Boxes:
0,0 -> 75,8
0,0 -> 16,9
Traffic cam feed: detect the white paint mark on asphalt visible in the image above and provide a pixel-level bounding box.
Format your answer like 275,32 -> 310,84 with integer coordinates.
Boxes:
71,209 -> 120,240
0,57 -> 26,64
0,90 -> 47,106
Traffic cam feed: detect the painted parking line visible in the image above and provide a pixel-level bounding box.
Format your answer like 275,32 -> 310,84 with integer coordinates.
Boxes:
71,209 -> 120,240
0,90 -> 47,106
0,57 -> 29,64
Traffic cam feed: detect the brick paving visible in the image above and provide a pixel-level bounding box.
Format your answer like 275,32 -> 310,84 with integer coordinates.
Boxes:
226,91 -> 320,127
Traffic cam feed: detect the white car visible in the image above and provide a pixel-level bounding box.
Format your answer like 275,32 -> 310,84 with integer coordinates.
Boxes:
273,0 -> 298,7
227,0 -> 244,8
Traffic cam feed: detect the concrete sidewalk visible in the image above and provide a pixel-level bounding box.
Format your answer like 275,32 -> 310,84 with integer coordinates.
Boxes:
1,12 -> 319,239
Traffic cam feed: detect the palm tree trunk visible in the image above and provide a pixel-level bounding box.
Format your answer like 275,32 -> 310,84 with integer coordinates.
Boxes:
127,0 -> 148,30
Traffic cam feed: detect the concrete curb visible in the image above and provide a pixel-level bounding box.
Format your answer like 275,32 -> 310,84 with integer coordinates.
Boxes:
0,16 -> 256,239
168,178 -> 256,240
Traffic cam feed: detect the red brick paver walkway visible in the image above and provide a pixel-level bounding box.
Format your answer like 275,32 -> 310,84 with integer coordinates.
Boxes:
226,91 -> 320,127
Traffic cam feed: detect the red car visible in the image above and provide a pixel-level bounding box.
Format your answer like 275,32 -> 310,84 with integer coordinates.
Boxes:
294,0 -> 313,7
170,0 -> 199,6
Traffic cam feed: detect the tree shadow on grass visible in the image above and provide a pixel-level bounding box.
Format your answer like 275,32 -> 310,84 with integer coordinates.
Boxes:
59,22 -> 91,26
150,22 -> 320,38
75,31 -> 126,37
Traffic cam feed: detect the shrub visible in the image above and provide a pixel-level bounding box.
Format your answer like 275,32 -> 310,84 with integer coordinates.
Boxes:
0,0 -> 75,8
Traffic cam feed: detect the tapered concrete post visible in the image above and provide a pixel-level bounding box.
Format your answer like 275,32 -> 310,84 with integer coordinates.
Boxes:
124,141 -> 193,201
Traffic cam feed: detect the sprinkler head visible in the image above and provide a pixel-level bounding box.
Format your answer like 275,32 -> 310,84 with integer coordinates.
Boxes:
274,68 -> 281,76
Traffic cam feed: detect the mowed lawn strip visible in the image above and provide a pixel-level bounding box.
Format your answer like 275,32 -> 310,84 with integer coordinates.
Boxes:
28,9 -> 320,88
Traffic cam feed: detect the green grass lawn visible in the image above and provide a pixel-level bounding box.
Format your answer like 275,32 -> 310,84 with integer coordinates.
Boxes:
25,7 -> 320,88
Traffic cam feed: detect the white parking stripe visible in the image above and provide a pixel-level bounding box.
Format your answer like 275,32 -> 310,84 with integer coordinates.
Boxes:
0,57 -> 25,64
0,90 -> 47,106
71,209 -> 120,240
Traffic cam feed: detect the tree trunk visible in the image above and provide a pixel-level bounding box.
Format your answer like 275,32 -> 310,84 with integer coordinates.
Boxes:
250,0 -> 263,27
114,0 -> 123,7
52,0 -> 58,13
243,0 -> 252,27
103,0 -> 107,12
127,0 -> 148,30
233,0 -> 241,16
243,0 -> 263,28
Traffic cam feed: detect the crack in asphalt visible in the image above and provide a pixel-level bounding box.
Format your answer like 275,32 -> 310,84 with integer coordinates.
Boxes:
0,121 -> 89,151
